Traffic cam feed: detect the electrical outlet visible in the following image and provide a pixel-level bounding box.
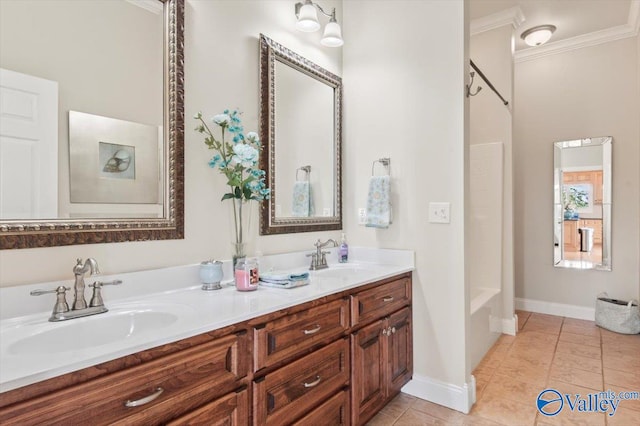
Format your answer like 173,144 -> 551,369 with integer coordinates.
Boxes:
358,208 -> 367,225
428,202 -> 450,224
323,208 -> 331,217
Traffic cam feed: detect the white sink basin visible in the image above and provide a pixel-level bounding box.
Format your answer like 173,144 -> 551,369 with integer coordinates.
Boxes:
311,263 -> 383,279
4,304 -> 186,356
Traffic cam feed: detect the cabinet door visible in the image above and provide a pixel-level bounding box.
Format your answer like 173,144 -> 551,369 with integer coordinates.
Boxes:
387,308 -> 413,396
593,171 -> 603,203
351,318 -> 386,425
167,388 -> 248,426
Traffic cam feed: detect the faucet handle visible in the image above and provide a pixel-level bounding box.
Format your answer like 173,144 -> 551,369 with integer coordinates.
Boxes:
88,280 -> 121,307
31,286 -> 70,315
90,279 -> 123,288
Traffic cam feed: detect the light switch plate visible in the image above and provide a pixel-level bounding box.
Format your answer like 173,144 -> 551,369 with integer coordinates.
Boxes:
358,208 -> 367,225
428,202 -> 450,223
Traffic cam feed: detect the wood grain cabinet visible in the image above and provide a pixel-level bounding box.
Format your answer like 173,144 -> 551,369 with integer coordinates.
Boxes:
351,277 -> 413,425
0,331 -> 250,425
0,273 -> 412,425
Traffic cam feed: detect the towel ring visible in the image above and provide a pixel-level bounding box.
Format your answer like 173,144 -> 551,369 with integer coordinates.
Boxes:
296,165 -> 311,181
371,158 -> 391,176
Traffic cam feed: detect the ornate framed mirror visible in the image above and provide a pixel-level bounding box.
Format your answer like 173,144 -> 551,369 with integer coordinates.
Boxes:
0,0 -> 184,249
553,136 -> 612,270
259,34 -> 342,235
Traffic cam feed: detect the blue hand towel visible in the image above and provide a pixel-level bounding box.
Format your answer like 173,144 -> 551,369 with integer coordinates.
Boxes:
365,175 -> 391,228
292,181 -> 311,217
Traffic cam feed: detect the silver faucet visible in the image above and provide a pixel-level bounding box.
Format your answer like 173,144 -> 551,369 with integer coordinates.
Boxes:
31,258 -> 122,322
307,239 -> 338,270
72,258 -> 100,310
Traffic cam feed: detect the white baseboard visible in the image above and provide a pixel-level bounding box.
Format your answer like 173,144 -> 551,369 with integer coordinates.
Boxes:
515,297 -> 595,320
489,314 -> 517,335
402,373 -> 475,414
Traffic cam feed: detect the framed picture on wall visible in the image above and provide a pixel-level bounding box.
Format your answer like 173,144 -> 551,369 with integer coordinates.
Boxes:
69,111 -> 160,204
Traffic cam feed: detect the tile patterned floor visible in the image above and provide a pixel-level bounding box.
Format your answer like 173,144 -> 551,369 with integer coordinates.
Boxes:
367,310 -> 640,426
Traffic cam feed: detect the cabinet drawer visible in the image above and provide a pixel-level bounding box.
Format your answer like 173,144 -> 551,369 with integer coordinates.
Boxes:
167,388 -> 248,426
254,298 -> 349,370
254,337 -> 350,425
351,277 -> 411,327
293,388 -> 350,426
0,332 -> 249,426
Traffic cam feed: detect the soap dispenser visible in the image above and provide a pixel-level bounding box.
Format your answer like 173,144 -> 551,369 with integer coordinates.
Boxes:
339,233 -> 349,263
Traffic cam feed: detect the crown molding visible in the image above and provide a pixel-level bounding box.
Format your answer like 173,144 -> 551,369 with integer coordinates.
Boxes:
125,0 -> 164,14
515,0 -> 640,63
470,6 -> 525,36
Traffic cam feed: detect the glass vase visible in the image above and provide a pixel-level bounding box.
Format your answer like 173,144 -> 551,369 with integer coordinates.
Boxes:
229,198 -> 254,267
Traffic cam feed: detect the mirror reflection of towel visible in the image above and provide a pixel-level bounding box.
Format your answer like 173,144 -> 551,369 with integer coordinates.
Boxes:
365,175 -> 391,228
292,181 -> 311,217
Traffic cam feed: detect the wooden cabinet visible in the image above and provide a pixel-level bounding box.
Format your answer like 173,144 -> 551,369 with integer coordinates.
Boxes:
167,388 -> 248,426
0,331 -> 249,425
351,278 -> 413,426
253,338 -> 350,425
293,389 -> 350,426
593,171 -> 603,204
0,273 -> 412,425
254,298 -> 349,371
564,220 -> 580,250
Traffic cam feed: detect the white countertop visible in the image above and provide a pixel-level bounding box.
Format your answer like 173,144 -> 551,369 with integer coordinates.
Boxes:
0,247 -> 414,393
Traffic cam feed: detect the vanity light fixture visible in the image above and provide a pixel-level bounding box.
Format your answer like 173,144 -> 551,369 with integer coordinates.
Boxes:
294,0 -> 344,47
520,24 -> 556,47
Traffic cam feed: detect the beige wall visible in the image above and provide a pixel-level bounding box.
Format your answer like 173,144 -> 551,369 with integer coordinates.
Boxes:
514,37 -> 640,306
0,0 -> 343,286
343,0 -> 469,392
469,25 -> 515,321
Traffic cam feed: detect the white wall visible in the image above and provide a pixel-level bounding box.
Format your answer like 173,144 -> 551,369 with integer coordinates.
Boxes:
343,0 -> 471,410
514,37 -> 640,307
0,0 -> 343,286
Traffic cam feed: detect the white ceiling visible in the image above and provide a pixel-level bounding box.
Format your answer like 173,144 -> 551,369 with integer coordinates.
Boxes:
469,0 -> 634,50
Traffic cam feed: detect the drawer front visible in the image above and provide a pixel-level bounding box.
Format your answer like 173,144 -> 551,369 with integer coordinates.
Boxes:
293,388 -> 350,426
351,277 -> 411,327
254,298 -> 349,370
254,338 -> 350,425
0,332 -> 249,426
167,388 -> 248,426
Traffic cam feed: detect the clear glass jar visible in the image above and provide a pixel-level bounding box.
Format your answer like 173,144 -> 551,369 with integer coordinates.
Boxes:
235,258 -> 258,291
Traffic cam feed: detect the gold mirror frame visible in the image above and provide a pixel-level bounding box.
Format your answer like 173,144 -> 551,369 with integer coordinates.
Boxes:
258,34 -> 342,235
0,0 -> 184,250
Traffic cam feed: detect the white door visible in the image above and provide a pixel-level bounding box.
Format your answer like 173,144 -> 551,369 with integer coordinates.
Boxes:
0,68 -> 58,219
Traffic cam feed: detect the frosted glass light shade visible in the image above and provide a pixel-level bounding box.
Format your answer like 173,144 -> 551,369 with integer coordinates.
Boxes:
320,21 -> 343,47
296,3 -> 321,32
521,25 -> 556,47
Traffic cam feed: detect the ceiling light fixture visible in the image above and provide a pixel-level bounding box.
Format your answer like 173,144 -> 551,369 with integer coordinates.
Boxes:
294,1 -> 343,47
520,24 -> 557,47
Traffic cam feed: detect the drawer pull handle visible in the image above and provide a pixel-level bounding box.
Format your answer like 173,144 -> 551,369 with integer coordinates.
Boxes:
124,387 -> 164,408
303,324 -> 322,335
382,296 -> 394,302
303,375 -> 322,388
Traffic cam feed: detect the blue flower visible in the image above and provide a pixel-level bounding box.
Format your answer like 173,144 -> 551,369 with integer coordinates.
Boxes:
208,154 -> 222,169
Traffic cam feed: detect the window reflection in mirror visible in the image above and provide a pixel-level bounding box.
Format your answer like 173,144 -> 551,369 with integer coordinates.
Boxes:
553,137 -> 612,270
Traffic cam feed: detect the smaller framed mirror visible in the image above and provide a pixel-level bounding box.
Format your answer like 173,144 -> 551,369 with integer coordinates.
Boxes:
259,34 -> 342,235
553,137 -> 612,270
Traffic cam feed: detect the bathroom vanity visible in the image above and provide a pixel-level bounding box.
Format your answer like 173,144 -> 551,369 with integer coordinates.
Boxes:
0,249 -> 413,425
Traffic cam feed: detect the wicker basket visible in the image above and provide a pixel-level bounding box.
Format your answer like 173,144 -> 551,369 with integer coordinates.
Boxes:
595,292 -> 640,334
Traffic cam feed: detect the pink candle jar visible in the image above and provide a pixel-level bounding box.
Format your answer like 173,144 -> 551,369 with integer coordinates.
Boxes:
235,258 -> 259,291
